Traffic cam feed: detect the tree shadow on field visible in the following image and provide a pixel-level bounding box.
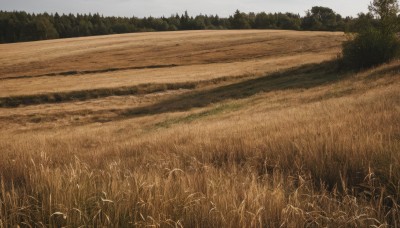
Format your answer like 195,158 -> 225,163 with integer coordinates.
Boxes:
121,60 -> 348,118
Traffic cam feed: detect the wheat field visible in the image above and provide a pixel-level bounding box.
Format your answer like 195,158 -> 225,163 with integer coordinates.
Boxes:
0,30 -> 399,227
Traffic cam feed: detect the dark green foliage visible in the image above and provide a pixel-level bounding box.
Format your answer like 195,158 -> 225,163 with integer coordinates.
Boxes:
341,0 -> 400,69
277,13 -> 301,30
342,29 -> 400,69
0,7 -> 352,44
301,6 -> 343,31
230,10 -> 251,29
348,13 -> 377,33
369,0 -> 399,35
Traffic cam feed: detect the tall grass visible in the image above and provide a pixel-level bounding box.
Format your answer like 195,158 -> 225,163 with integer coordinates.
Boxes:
0,62 -> 399,227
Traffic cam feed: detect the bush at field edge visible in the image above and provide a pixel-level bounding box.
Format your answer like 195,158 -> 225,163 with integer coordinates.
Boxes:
341,29 -> 400,69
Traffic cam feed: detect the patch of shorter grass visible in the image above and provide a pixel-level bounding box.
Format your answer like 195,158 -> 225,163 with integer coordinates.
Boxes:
308,87 -> 355,103
0,74 -> 251,108
155,102 -> 243,129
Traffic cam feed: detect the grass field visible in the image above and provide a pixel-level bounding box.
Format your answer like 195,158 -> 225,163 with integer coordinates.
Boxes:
0,30 -> 399,227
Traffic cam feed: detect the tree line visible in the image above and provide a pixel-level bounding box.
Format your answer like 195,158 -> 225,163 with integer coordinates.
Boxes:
0,6 -> 398,43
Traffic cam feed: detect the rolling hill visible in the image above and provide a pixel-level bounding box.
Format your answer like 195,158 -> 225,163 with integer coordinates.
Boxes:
0,30 -> 399,227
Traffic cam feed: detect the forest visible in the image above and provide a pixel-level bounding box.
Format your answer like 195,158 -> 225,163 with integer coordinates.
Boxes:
0,7 -> 388,43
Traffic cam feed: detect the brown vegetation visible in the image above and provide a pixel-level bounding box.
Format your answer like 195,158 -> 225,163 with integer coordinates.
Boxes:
0,30 -> 399,227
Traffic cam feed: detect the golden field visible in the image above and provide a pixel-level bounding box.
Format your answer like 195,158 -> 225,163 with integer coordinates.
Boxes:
0,30 -> 399,227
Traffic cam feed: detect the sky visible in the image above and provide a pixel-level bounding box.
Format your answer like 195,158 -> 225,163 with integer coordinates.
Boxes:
1,0 -> 371,18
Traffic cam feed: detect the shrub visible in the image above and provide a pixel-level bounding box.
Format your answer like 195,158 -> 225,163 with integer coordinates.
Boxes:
342,29 -> 400,69
341,0 -> 400,69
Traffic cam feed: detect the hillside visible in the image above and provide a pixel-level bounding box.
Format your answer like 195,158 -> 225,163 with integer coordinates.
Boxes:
0,30 -> 399,227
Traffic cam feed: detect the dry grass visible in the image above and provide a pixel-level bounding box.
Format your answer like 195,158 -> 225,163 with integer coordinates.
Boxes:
0,30 -> 399,227
0,30 -> 343,97
0,30 -> 343,78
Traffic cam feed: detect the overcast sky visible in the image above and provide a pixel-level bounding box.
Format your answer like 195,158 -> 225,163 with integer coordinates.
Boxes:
1,0 -> 371,18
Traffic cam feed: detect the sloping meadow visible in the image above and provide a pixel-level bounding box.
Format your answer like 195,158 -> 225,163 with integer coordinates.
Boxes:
0,58 -> 399,226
